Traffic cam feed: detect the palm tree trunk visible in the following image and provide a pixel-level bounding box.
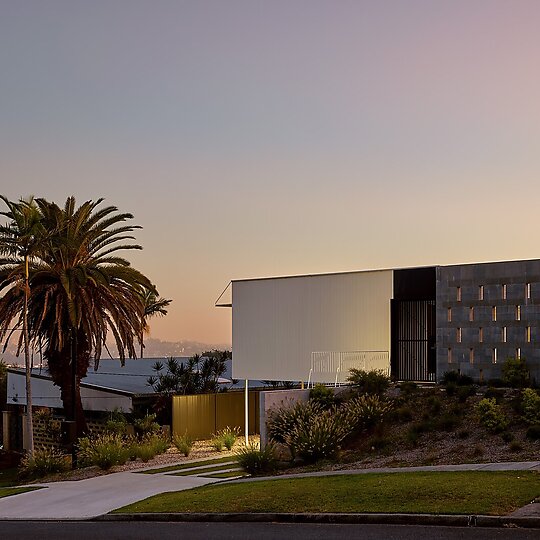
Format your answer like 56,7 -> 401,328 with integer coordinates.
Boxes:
23,254 -> 34,455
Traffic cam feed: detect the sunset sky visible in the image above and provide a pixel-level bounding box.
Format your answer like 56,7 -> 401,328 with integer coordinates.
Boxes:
2,1 -> 540,347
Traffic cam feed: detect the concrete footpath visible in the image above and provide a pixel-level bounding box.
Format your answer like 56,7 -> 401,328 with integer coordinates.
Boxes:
0,460 -> 539,521
0,469 -> 220,520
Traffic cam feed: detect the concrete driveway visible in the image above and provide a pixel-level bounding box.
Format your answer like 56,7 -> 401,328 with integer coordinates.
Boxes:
0,470 -> 219,520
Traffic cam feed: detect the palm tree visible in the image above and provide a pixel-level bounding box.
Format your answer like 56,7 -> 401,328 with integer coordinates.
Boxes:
0,196 -> 45,455
0,197 -> 161,435
140,288 -> 171,358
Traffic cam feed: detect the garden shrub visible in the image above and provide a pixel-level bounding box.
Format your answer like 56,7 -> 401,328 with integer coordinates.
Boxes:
509,441 -> 523,453
211,435 -> 224,452
502,357 -> 530,388
456,429 -> 470,439
347,369 -> 390,396
368,435 -> 392,452
19,447 -> 70,479
284,408 -> 353,462
309,383 -> 337,409
426,395 -> 442,415
215,426 -> 239,451
437,412 -> 460,432
476,398 -> 509,433
484,387 -> 505,402
173,432 -> 194,457
105,409 -> 130,436
521,388 -> 540,425
395,405 -> 413,422
267,400 -> 324,445
501,431 -> 514,443
137,444 -> 156,463
441,371 -> 474,386
77,433 -> 129,470
525,424 -> 540,441
457,385 -> 476,403
144,432 -> 170,455
134,413 -> 161,437
236,443 -> 276,475
343,394 -> 393,431
445,382 -> 457,397
399,381 -> 418,398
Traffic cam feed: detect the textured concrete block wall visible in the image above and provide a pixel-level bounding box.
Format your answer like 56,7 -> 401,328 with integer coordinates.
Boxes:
436,260 -> 540,384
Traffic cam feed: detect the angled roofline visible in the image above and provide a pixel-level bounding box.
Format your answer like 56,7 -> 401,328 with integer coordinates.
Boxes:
226,257 -> 540,284
7,368 -> 137,398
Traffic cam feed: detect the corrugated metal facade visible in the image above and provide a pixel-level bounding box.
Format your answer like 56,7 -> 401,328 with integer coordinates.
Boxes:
172,392 -> 260,440
232,270 -> 393,381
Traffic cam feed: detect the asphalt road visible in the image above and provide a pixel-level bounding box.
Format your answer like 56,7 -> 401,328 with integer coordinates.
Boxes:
0,522 -> 538,540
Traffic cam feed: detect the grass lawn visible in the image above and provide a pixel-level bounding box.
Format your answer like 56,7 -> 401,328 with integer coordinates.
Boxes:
171,463 -> 240,476
0,487 -> 42,499
0,468 -> 19,488
202,470 -> 248,479
115,471 -> 540,516
140,456 -> 235,475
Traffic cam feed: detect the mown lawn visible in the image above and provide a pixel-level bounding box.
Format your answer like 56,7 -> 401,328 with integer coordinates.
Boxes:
0,487 -> 42,499
0,468 -> 19,488
115,471 -> 540,516
140,456 -> 235,474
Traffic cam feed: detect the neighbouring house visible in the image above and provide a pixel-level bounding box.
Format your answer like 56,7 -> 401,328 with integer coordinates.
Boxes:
217,259 -> 540,385
3,356 -> 269,450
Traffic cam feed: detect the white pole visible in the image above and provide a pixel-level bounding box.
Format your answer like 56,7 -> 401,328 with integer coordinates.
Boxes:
244,379 -> 249,446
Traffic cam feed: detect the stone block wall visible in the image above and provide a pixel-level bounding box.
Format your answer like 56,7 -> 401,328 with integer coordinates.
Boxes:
436,260 -> 540,384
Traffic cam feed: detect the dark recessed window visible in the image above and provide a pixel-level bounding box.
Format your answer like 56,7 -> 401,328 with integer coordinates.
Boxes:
469,348 -> 474,364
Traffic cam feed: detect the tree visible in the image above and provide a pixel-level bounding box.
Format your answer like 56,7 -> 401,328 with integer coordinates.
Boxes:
147,351 -> 230,424
0,197 -> 163,436
0,196 -> 46,455
139,288 -> 171,358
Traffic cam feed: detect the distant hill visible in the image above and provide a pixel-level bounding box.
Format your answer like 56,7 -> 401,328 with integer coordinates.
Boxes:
0,335 -> 231,367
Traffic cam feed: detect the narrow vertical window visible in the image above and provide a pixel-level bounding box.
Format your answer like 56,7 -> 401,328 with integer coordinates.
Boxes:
492,306 -> 497,321
457,286 -> 462,302
492,348 -> 498,364
479,327 -> 483,343
526,283 -> 531,299
457,327 -> 462,343
527,326 -> 531,343
469,348 -> 474,364
502,284 -> 507,300
469,307 -> 474,321
447,307 -> 452,322
502,327 -> 507,343
448,348 -> 452,364
479,285 -> 484,300
516,305 -> 521,321
516,347 -> 521,359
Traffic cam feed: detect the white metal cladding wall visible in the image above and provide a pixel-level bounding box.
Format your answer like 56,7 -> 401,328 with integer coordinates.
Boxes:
232,270 -> 393,381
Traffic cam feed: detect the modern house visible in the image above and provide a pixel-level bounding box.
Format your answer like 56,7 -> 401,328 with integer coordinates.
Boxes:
217,259 -> 540,385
